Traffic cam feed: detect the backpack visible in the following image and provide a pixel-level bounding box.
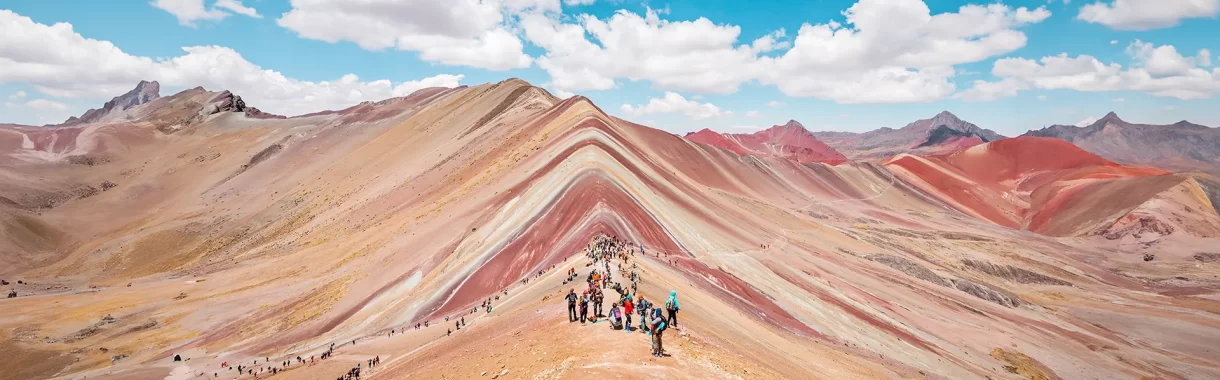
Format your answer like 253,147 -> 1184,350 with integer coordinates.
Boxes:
665,299 -> 675,311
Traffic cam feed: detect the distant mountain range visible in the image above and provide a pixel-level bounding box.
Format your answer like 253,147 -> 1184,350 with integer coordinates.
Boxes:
1024,112 -> 1220,176
681,110 -> 1216,178
685,120 -> 848,164
812,111 -> 1005,160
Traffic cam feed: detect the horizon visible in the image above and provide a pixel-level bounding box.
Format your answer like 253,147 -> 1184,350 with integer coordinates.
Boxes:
2,0 -> 1219,135
9,77 -> 1217,137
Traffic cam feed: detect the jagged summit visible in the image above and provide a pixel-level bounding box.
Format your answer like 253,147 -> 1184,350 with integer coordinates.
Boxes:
63,80 -> 161,125
812,111 -> 1003,159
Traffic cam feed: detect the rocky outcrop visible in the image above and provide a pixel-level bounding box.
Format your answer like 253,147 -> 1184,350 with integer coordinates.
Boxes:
866,254 -> 951,287
961,259 -> 1071,286
952,278 -> 1022,308
1098,214 -> 1175,240
64,81 -> 160,125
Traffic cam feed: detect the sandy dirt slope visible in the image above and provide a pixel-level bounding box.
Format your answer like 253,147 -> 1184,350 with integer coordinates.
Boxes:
1,79 -> 1218,380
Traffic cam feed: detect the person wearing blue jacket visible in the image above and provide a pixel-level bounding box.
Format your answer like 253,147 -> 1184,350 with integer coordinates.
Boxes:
665,290 -> 680,328
648,307 -> 667,357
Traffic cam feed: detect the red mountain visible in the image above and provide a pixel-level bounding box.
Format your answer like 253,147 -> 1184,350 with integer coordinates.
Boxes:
685,120 -> 847,164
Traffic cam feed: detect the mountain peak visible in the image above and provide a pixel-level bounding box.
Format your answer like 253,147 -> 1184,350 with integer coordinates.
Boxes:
64,80 -> 161,125
934,110 -> 958,119
1087,112 -> 1124,129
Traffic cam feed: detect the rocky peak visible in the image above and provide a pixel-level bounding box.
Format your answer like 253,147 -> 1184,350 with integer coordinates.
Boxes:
64,80 -> 161,125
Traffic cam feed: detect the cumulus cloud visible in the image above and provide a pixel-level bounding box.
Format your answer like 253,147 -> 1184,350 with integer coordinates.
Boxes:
620,92 -> 732,120
746,110 -> 760,117
0,10 -> 464,117
8,91 -> 26,100
524,0 -> 1050,104
957,40 -> 1220,100
23,98 -> 70,111
953,78 -> 1029,101
767,100 -> 784,108
1078,0 -> 1220,30
152,0 -> 261,27
276,0 -> 542,70
563,0 -> 595,5
522,7 -> 772,94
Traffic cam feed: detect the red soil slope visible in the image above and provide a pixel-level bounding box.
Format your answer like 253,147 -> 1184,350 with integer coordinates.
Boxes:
885,136 -> 1193,236
686,120 -> 847,164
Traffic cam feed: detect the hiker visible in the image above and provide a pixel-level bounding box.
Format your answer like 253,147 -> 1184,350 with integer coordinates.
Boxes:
623,295 -> 634,331
608,302 -> 623,330
566,288 -> 578,322
456,320 -> 460,330
579,291 -> 589,323
637,296 -> 652,334
665,290 -> 680,328
593,287 -> 604,317
649,307 -> 667,357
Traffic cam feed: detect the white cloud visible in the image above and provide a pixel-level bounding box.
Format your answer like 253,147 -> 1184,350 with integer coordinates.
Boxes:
958,40 -> 1220,100
522,7 -> 770,94
524,0 -> 1049,104
0,10 -> 465,117
276,0 -> 541,70
767,100 -> 784,108
1037,94 -> 1047,100
152,0 -> 261,27
954,78 -> 1030,101
23,98 -> 70,111
756,1 -> 1050,103
746,110 -> 760,117
1079,0 -> 1220,30
1113,97 -> 1125,102
563,0 -> 595,5
1076,116 -> 1099,126
620,92 -> 732,120
8,91 -> 26,100
1110,40 -> 1119,44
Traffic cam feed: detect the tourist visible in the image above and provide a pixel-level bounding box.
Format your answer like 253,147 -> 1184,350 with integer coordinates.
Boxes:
566,288 -> 578,322
665,290 -> 680,328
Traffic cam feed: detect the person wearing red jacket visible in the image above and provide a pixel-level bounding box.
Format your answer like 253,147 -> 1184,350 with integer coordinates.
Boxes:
622,296 -> 635,332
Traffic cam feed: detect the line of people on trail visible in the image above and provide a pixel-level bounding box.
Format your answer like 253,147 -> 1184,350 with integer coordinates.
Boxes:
566,235 -> 682,357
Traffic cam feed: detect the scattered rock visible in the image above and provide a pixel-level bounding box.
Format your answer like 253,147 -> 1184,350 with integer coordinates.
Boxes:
100,181 -> 118,191
174,292 -> 188,300
1142,254 -> 1156,262
1193,252 -> 1220,263
1100,215 -> 1174,240
75,185 -> 100,199
961,259 -> 1071,286
952,279 -> 1021,308
67,155 -> 111,166
866,254 -> 950,287
480,371 -> 487,376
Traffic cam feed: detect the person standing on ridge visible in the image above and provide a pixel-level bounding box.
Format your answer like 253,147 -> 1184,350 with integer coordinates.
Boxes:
579,290 -> 590,323
665,290 -> 680,328
623,295 -> 634,332
649,307 -> 667,357
566,288 -> 578,322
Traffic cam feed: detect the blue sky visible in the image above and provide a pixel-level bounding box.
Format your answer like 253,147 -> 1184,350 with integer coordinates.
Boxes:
1,0 -> 1217,135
